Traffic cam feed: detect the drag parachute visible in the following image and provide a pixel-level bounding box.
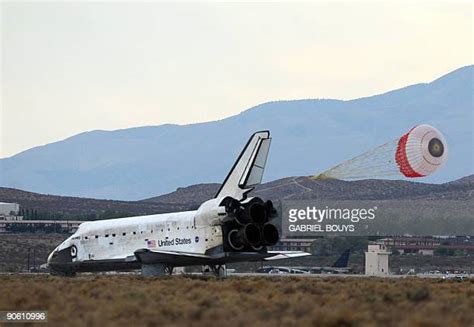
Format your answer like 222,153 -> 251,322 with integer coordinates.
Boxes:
315,124 -> 448,180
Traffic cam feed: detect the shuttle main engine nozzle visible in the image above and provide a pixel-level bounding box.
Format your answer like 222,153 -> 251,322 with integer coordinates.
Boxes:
228,223 -> 262,251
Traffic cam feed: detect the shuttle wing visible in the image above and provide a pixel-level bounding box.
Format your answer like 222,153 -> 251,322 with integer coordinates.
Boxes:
134,249 -> 215,266
215,131 -> 271,201
263,251 -> 312,261
134,248 -> 310,266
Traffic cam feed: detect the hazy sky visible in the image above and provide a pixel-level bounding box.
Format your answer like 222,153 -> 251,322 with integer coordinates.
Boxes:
1,2 -> 472,158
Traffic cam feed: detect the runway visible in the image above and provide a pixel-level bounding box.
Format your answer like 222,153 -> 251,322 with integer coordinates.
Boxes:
1,271 -> 472,280
229,272 -> 474,279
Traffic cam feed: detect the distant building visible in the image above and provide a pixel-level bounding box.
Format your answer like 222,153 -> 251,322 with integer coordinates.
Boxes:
0,215 -> 23,221
375,237 -> 474,256
0,219 -> 83,234
0,202 -> 83,233
271,237 -> 314,252
0,202 -> 19,216
365,243 -> 391,276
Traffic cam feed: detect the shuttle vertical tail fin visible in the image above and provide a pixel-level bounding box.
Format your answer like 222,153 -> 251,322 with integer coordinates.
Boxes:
215,131 -> 271,201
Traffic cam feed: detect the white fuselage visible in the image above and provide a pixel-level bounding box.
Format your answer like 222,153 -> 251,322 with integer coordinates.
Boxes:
51,210 -> 223,264
46,131 -> 292,276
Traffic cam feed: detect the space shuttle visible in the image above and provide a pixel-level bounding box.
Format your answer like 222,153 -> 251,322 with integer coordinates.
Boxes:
47,131 -> 310,277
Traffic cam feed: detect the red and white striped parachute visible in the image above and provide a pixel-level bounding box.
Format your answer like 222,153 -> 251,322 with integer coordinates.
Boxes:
316,124 -> 448,180
395,124 -> 448,178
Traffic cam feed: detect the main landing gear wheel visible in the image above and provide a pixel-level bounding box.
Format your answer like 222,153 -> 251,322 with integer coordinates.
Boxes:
214,265 -> 227,278
204,264 -> 227,278
141,264 -> 174,276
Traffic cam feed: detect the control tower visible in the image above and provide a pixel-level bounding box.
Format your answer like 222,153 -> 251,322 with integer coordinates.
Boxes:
365,243 -> 391,276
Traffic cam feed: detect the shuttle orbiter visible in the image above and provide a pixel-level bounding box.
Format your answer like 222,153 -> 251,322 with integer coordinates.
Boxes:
47,131 -> 310,276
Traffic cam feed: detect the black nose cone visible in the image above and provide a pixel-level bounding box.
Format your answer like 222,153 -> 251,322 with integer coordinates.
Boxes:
48,246 -> 75,266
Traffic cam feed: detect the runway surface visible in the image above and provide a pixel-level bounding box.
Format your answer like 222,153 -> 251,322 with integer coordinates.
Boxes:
1,271 -> 473,279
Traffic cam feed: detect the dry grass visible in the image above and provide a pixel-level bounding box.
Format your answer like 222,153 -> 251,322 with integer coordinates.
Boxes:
0,234 -> 65,272
0,275 -> 473,327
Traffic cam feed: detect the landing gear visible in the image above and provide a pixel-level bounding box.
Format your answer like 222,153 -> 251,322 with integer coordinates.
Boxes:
202,264 -> 227,278
212,264 -> 227,278
50,269 -> 76,277
141,264 -> 174,276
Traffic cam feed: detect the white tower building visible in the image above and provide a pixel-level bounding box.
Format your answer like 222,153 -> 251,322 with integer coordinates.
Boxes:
0,202 -> 19,216
365,244 -> 391,276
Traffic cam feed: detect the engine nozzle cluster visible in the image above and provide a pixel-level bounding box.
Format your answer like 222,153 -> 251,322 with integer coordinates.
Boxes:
222,197 -> 279,251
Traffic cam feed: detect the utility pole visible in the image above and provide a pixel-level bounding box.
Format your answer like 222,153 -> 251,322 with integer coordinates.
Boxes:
33,248 -> 36,271
27,248 -> 30,272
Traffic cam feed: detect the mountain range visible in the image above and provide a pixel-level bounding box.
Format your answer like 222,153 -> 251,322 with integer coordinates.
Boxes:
0,175 -> 471,220
1,66 -> 472,200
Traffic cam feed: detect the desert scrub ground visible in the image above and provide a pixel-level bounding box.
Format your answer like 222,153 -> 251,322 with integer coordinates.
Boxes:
0,234 -> 66,272
0,275 -> 473,327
